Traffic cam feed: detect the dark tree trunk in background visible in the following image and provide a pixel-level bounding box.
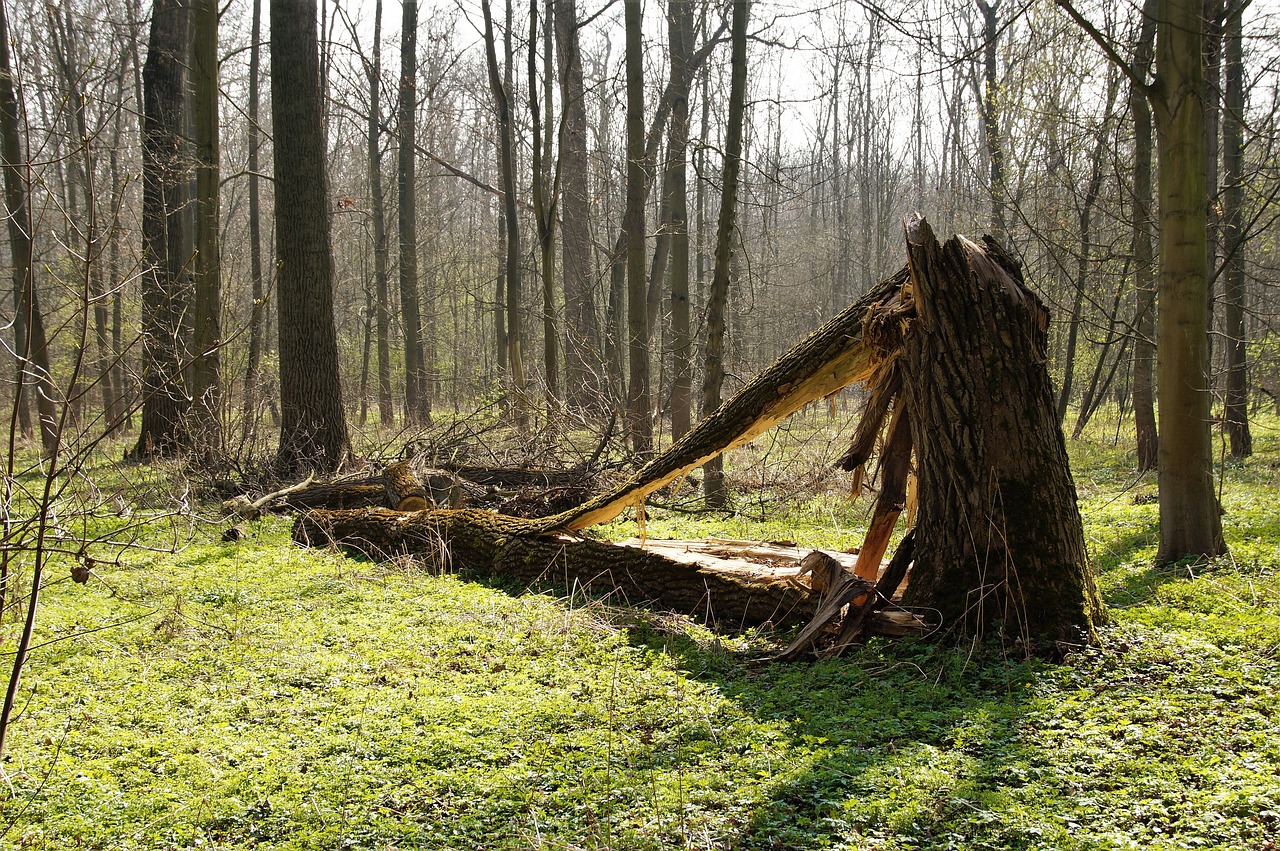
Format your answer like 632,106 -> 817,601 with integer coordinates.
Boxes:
554,0 -> 600,412
367,0 -> 394,427
528,0 -> 558,407
271,0 -> 351,474
399,0 -> 431,424
482,0 -> 528,427
624,0 -> 651,454
899,220 -> 1104,646
1202,0 -> 1223,363
190,0 -> 222,457
1130,0 -> 1158,472
135,0 -> 190,458
701,0 -> 749,508
977,0 -> 1006,243
667,0 -> 695,440
0,1 -> 58,454
243,0 -> 266,443
1222,2 -> 1251,458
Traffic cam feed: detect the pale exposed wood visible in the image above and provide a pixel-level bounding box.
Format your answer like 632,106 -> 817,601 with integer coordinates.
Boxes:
620,538 -> 860,584
851,402 -> 912,581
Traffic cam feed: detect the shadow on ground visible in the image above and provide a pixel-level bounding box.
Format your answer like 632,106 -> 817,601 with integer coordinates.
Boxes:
626,622 -> 1050,850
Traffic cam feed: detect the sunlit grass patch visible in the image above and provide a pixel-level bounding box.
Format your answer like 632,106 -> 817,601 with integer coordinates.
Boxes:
2,414 -> 1278,849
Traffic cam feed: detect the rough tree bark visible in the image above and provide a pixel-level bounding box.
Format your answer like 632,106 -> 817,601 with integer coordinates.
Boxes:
134,0 -> 190,458
295,507 -> 837,629
701,0 -> 749,508
897,219 -> 1103,646
271,0 -> 351,473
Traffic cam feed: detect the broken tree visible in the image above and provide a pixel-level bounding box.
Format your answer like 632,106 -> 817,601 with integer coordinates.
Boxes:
293,217 -> 1103,651
895,219 -> 1103,645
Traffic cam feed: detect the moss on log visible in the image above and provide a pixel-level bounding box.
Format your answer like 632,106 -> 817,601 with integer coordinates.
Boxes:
293,508 -> 860,629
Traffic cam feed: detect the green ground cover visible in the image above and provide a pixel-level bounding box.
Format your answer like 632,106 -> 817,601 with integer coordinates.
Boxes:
1,415 -> 1278,849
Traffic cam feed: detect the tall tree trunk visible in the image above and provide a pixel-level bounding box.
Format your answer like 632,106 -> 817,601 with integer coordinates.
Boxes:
367,0 -> 394,426
701,0 -> 749,508
1152,0 -> 1226,562
105,49 -> 129,434
528,0 -> 558,408
1202,0 -> 1223,363
1221,1 -> 1251,458
243,0 -> 266,443
190,0 -> 222,458
134,0 -> 190,458
495,207 -> 508,373
271,0 -> 351,474
0,1 -> 58,454
1131,0 -> 1158,471
668,0 -> 694,440
399,0 -> 430,424
553,0 -> 600,412
482,0 -> 527,427
624,0 -> 650,453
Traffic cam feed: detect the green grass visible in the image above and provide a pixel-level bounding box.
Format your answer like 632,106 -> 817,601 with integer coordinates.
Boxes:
1,415 -> 1279,849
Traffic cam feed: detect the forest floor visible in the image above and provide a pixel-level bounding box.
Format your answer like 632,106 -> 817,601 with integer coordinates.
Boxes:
1,411 -> 1278,850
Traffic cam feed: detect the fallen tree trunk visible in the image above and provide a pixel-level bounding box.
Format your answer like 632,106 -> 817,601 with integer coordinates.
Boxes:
294,507 -> 871,629
540,268 -> 909,531
281,482 -> 387,512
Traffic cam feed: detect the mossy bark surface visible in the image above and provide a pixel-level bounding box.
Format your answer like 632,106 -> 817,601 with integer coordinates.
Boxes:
295,508 -> 824,629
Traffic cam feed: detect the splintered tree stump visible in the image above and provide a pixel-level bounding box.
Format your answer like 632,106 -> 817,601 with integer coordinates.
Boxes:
293,508 -> 840,629
897,219 -> 1104,645
284,218 -> 1101,654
